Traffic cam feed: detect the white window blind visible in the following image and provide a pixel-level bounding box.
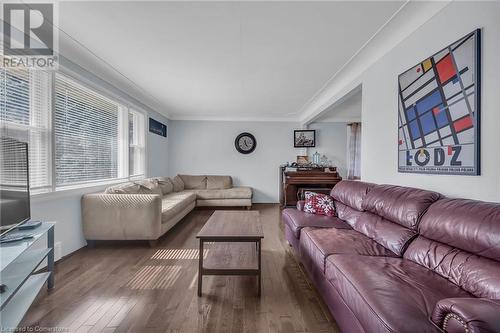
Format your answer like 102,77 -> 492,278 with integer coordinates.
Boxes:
0,67 -> 52,191
128,110 -> 145,176
54,74 -> 121,187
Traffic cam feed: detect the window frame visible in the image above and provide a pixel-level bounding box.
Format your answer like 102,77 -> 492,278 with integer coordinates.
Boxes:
1,66 -> 150,198
128,109 -> 146,178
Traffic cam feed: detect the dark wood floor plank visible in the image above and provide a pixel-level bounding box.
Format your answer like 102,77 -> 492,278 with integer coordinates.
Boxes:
19,204 -> 339,333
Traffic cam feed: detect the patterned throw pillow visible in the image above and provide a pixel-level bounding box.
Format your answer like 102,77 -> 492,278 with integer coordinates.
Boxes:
303,191 -> 336,217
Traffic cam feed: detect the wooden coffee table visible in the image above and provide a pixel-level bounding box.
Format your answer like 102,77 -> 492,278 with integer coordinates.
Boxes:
196,211 -> 264,296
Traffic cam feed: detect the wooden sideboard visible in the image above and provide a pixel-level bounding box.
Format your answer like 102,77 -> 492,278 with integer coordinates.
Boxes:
279,167 -> 342,207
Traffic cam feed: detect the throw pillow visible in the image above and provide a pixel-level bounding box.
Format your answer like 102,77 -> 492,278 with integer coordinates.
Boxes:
172,175 -> 185,192
156,177 -> 174,195
304,191 -> 336,217
134,179 -> 162,195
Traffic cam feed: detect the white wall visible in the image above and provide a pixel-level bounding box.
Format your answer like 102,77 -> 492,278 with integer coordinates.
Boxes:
147,115 -> 170,177
361,1 -> 500,202
168,120 -> 300,203
307,122 -> 348,178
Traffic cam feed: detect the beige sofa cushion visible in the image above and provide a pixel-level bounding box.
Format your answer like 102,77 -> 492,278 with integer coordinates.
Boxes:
206,175 -> 232,190
179,175 -> 207,190
186,186 -> 252,200
105,179 -> 162,195
156,177 -> 174,195
161,191 -> 196,222
172,175 -> 185,192
135,179 -> 162,195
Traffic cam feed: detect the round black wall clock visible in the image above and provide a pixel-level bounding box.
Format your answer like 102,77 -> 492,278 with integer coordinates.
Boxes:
235,132 -> 256,154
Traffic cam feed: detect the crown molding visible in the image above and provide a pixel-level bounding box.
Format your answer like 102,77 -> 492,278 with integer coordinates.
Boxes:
169,114 -> 301,123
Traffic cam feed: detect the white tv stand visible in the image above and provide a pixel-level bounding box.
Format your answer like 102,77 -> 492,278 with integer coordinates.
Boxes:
0,222 -> 55,329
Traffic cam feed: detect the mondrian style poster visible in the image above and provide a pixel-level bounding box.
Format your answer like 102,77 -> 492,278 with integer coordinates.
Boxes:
398,30 -> 481,175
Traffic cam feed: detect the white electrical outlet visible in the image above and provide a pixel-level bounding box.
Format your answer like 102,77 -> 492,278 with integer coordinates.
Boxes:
55,242 -> 62,261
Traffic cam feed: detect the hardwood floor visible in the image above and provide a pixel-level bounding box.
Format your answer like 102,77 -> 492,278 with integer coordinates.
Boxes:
20,204 -> 339,333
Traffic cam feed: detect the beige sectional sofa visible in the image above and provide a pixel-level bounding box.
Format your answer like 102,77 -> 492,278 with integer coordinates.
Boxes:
81,175 -> 252,244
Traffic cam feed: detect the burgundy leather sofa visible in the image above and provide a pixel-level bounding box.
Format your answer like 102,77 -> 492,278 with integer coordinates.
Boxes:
282,180 -> 500,333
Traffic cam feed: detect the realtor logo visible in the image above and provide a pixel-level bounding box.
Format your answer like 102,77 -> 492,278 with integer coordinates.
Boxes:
1,2 -> 58,69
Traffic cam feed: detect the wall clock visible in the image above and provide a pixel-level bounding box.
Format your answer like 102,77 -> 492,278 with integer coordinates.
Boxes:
235,132 -> 256,154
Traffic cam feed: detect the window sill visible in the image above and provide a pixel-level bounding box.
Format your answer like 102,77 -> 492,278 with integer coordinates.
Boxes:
31,176 -> 145,202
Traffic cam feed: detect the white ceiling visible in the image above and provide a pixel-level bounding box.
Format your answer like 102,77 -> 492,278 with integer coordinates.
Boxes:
313,87 -> 362,123
58,1 -> 405,121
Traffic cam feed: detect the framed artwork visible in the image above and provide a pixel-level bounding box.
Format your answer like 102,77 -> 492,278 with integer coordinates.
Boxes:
398,29 -> 481,175
149,117 -> 167,137
294,130 -> 316,148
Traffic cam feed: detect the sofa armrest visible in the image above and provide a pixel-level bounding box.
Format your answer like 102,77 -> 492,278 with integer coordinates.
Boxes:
296,200 -> 305,211
432,298 -> 500,333
81,193 -> 162,241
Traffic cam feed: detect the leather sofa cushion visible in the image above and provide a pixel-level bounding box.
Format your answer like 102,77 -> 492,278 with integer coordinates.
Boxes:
172,175 -> 185,192
299,227 -> 397,273
206,175 -> 232,190
335,202 -> 367,229
347,210 -> 417,256
186,187 -> 251,200
178,175 -> 207,190
155,177 -> 174,195
362,184 -> 441,230
404,236 -> 500,299
161,192 -> 196,222
330,180 -> 374,211
419,198 -> 500,261
282,208 -> 350,239
325,255 -> 471,333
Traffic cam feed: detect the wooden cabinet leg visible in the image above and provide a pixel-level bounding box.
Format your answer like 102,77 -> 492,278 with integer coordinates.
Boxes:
258,239 -> 262,296
198,239 -> 204,296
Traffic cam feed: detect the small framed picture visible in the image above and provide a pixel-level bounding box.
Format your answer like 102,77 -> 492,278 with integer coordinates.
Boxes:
296,155 -> 309,165
294,130 -> 316,148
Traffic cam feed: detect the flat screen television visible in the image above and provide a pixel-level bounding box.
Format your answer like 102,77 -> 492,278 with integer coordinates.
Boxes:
0,137 -> 30,236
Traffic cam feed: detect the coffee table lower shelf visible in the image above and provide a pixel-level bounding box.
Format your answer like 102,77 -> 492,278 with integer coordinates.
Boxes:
197,241 -> 261,296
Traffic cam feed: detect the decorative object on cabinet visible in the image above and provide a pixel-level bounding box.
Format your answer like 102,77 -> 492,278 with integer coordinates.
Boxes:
397,29 -> 481,175
296,155 -> 309,165
312,151 -> 320,164
294,130 -> 316,148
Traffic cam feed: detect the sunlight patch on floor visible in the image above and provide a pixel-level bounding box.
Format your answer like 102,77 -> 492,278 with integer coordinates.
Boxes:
151,248 -> 208,260
127,265 -> 182,289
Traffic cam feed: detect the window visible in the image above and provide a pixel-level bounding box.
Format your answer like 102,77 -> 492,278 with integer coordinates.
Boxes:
0,67 -> 52,192
0,68 -> 147,193
54,74 -> 122,186
128,110 -> 145,177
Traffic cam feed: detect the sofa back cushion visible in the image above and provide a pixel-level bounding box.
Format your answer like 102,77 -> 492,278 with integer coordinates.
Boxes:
155,177 -> 174,195
349,211 -> 418,256
105,179 -> 162,195
206,175 -> 232,190
105,182 -> 136,194
339,184 -> 439,256
178,174 -> 207,190
172,175 -> 185,191
418,198 -> 500,260
330,181 -> 374,229
404,198 -> 500,298
330,180 -> 374,212
361,184 -> 441,230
